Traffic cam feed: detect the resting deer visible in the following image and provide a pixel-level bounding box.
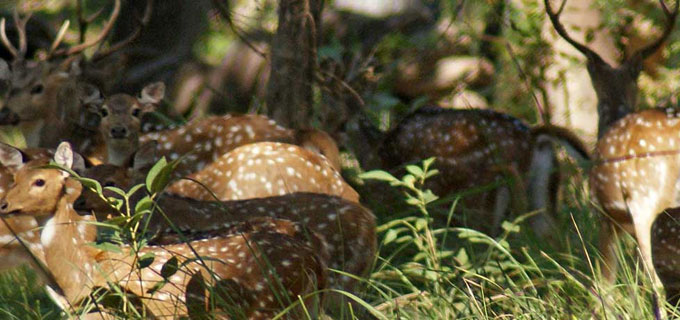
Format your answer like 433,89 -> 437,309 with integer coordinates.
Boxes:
139,114 -> 342,177
545,0 -> 680,285
94,82 -> 165,165
0,142 -> 327,319
166,141 -> 359,202
75,141 -> 376,313
358,106 -> 589,237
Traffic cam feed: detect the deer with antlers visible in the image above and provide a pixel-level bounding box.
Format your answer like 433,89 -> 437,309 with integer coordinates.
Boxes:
0,142 -> 327,318
544,0 -> 680,285
0,1 -> 151,150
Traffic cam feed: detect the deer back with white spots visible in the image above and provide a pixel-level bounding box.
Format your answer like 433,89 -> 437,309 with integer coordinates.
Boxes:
545,0 -> 680,283
77,144 -> 375,309
0,142 -> 327,319
166,141 -> 359,202
379,107 -> 590,237
139,114 -> 343,179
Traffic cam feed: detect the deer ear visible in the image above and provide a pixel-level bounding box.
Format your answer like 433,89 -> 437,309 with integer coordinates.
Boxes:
54,142 -> 74,173
139,82 -> 165,106
71,151 -> 88,173
0,142 -> 26,169
132,141 -> 158,171
80,83 -> 103,105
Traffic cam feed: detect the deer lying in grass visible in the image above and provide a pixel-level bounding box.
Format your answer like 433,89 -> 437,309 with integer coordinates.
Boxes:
0,142 -> 327,319
76,142 -> 377,314
139,114 -> 342,176
165,141 -> 359,202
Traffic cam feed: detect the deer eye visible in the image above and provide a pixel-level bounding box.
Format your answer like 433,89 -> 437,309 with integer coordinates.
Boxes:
30,84 -> 44,95
100,107 -> 109,117
131,108 -> 141,118
33,179 -> 45,187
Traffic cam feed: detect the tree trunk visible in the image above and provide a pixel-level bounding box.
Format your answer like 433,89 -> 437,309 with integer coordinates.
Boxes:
265,0 -> 323,129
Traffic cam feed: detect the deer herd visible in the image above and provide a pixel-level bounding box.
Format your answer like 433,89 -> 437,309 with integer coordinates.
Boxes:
1,0 -> 680,318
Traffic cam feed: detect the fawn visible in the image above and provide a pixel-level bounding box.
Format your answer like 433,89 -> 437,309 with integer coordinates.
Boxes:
0,142 -> 327,318
545,0 -> 680,285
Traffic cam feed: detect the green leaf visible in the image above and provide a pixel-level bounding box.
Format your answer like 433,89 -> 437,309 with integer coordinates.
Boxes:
359,170 -> 398,183
161,256 -> 179,279
137,253 -> 155,269
104,186 -> 127,198
146,280 -> 167,295
405,165 -> 423,177
501,221 -> 520,233
422,190 -> 439,204
78,177 -> 102,195
134,196 -> 154,215
415,218 -> 428,231
383,229 -> 398,244
88,242 -> 122,254
146,157 -> 168,193
402,174 -> 415,188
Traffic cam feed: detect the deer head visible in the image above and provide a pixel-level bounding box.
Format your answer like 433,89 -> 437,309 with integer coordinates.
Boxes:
545,0 -> 679,137
98,82 -> 165,165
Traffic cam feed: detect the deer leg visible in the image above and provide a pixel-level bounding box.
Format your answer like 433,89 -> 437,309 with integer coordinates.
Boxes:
632,213 -> 664,290
598,219 -> 620,283
491,186 -> 511,236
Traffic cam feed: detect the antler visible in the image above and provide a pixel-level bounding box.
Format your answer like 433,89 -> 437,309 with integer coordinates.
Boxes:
0,10 -> 31,61
49,0 -> 121,58
92,0 -> 154,62
633,0 -> 680,60
544,0 -> 607,64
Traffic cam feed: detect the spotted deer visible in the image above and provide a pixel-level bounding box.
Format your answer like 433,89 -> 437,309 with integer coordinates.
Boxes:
0,142 -> 327,319
166,141 -> 359,202
75,142 -> 376,313
372,106 -> 589,237
0,1 -> 149,149
93,82 -> 165,165
651,207 -> 680,306
545,0 -> 680,284
139,114 -> 343,177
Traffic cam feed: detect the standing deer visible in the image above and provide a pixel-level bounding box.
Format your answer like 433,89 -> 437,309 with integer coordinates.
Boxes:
366,106 -> 590,237
544,0 -> 680,285
75,142 -> 376,314
166,141 -> 359,202
0,142 -> 327,319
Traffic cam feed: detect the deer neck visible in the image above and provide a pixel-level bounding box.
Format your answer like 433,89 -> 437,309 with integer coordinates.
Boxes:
41,181 -> 106,305
20,119 -> 45,148
596,100 -> 633,139
106,139 -> 137,166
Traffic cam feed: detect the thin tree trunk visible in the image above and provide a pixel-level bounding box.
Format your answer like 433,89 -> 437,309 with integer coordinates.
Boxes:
265,0 -> 323,129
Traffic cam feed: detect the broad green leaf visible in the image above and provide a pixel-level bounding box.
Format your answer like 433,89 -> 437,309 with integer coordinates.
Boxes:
137,253 -> 155,269
383,229 -> 398,244
161,256 -> 179,279
359,170 -> 398,183
405,165 -> 423,177
501,221 -> 520,233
